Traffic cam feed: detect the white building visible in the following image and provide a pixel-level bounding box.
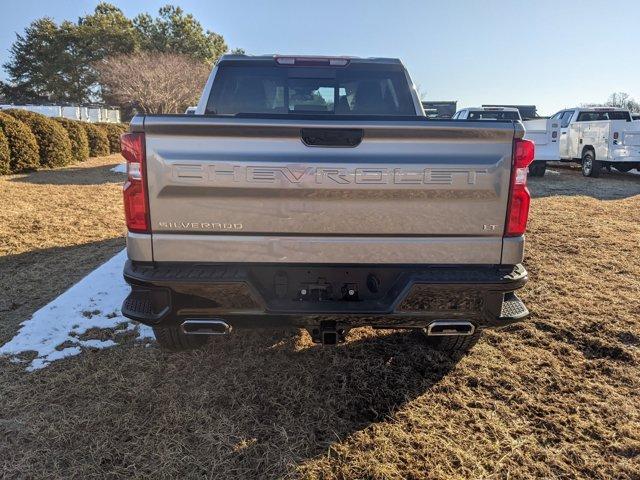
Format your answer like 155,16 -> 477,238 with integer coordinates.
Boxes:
0,104 -> 121,123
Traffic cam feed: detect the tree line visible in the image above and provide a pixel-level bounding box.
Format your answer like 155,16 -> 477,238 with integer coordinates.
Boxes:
3,5 -> 638,118
0,3 -> 243,115
584,92 -> 640,113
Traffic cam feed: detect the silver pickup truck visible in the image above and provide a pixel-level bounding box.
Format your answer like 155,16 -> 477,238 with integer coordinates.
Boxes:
120,54 -> 534,353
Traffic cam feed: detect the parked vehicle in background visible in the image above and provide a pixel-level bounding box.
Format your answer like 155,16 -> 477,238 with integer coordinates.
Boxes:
453,107 -> 520,121
119,54 -> 534,354
421,100 -> 457,118
453,107 -> 559,177
550,107 -> 640,176
483,104 -> 538,120
632,113 -> 640,121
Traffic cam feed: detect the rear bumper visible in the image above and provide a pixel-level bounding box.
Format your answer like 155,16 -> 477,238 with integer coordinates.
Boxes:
122,261 -> 529,331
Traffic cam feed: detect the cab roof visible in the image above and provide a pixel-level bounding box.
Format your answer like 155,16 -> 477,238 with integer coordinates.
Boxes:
464,106 -> 519,112
217,54 -> 402,65
566,107 -> 630,111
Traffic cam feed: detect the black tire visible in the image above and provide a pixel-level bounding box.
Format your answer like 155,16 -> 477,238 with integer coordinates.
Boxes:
528,161 -> 547,177
615,164 -> 633,173
152,326 -> 209,351
581,150 -> 600,177
422,331 -> 482,354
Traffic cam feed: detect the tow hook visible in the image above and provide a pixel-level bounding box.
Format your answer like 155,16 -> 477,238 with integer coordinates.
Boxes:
308,321 -> 347,345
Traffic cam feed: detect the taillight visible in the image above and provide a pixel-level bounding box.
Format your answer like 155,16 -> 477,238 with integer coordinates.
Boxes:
505,138 -> 535,237
121,132 -> 149,233
613,131 -> 619,140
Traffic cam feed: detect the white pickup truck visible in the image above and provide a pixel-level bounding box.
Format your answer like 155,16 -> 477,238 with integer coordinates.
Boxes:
120,55 -> 534,353
453,107 -> 560,177
550,107 -> 640,176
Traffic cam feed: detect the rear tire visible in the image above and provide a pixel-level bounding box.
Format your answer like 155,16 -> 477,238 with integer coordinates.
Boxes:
422,330 -> 482,354
152,326 -> 208,351
581,150 -> 600,177
528,161 -> 547,177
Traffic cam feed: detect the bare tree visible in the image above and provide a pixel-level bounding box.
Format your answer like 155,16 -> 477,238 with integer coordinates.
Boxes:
96,52 -> 210,114
605,92 -> 640,112
583,92 -> 640,113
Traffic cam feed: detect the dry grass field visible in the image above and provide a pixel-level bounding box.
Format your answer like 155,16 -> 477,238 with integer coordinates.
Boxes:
0,159 -> 639,479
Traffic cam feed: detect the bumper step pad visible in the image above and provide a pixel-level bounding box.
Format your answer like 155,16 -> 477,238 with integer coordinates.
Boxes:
121,288 -> 170,324
499,292 -> 529,321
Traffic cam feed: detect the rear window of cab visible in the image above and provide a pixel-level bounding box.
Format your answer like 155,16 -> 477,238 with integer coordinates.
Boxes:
206,64 -> 416,116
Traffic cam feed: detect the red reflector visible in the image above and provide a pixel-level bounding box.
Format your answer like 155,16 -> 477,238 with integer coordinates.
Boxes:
120,132 -> 149,233
505,139 -> 534,237
505,187 -> 531,236
613,132 -> 619,140
123,180 -> 148,232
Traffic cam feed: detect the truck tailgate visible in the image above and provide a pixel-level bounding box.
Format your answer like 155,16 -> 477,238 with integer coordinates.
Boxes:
139,117 -> 518,264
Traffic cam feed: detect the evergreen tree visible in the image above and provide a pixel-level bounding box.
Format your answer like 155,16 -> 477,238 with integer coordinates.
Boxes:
2,18 -> 74,102
133,6 -> 227,63
2,3 -> 235,104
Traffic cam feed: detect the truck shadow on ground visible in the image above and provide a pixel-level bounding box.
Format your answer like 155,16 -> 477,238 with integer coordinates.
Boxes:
135,329 -> 464,475
3,326 -> 465,478
8,162 -> 124,186
529,164 -> 640,200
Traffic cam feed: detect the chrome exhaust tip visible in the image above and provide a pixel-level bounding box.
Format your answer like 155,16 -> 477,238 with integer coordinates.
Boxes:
426,321 -> 475,336
181,319 -> 231,335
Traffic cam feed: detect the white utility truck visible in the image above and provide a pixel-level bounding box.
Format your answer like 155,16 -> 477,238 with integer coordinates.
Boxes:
550,107 -> 640,176
453,107 -> 560,177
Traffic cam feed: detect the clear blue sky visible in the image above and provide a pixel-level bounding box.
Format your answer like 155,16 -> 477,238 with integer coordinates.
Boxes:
1,0 -> 639,115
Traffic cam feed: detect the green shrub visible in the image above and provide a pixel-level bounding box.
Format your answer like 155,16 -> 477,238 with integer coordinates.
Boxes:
96,122 -> 127,153
56,118 -> 90,163
0,112 -> 40,172
82,123 -> 110,157
5,109 -> 73,168
0,129 -> 10,175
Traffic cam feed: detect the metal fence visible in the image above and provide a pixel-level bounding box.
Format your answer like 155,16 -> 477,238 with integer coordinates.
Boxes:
0,105 -> 121,123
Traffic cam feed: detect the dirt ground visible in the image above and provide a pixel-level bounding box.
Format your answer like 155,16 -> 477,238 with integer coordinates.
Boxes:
0,160 -> 639,479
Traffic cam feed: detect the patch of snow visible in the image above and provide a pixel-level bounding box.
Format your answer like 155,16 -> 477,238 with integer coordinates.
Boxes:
0,250 -> 155,371
30,347 -> 82,371
111,163 -> 127,174
79,339 -> 117,349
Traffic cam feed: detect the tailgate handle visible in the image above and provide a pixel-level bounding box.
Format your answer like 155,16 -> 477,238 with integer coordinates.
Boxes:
301,128 -> 363,147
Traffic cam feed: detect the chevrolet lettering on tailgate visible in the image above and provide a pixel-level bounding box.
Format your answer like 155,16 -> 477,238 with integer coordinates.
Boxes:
171,163 -> 490,186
